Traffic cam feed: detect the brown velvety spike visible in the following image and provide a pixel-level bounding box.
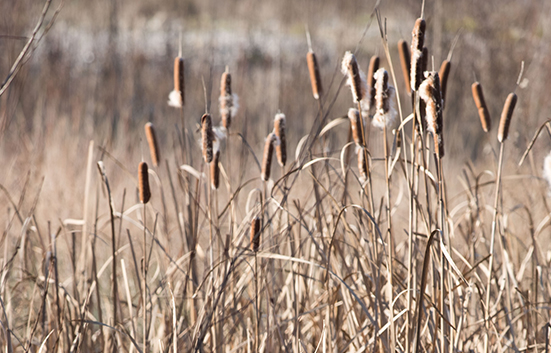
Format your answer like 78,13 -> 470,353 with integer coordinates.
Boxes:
211,150 -> 220,190
471,82 -> 491,132
174,57 -> 185,105
261,133 -> 276,181
307,51 -> 323,100
398,40 -> 411,94
250,217 -> 261,252
138,162 -> 151,204
201,114 -> 214,163
498,93 -> 518,143
348,108 -> 364,146
367,55 -> 380,110
144,122 -> 160,167
439,60 -> 451,106
274,114 -> 287,167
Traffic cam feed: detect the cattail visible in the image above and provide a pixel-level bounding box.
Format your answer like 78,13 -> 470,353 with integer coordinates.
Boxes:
421,47 -> 428,73
543,151 -> 551,194
211,150 -> 220,190
138,162 -> 151,204
274,113 -> 287,167
471,82 -> 491,132
357,148 -> 368,182
366,55 -> 380,111
398,40 -> 411,94
410,18 -> 426,92
498,93 -> 517,143
168,57 -> 185,108
144,122 -> 160,167
439,60 -> 451,106
419,72 -> 444,158
201,114 -> 214,163
348,108 -> 364,146
250,217 -> 261,252
220,70 -> 234,129
307,51 -> 323,100
372,68 -> 397,129
261,133 -> 278,181
341,51 -> 367,103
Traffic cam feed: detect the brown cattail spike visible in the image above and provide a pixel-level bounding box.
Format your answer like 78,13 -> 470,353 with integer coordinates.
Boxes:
144,122 -> 160,167
250,217 -> 261,252
201,114 -> 214,163
498,93 -> 517,143
274,113 -> 287,167
439,60 -> 451,107
421,47 -> 428,74
419,72 -> 444,158
211,150 -> 220,189
174,57 -> 185,105
348,108 -> 364,146
410,18 -> 426,92
411,18 -> 426,52
367,55 -> 380,111
138,162 -> 151,204
357,148 -> 368,182
261,133 -> 277,181
220,71 -> 233,129
471,82 -> 491,132
341,51 -> 366,103
307,51 -> 323,100
398,40 -> 411,94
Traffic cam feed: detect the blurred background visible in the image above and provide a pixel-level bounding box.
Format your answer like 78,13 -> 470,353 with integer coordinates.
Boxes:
1,0 -> 551,221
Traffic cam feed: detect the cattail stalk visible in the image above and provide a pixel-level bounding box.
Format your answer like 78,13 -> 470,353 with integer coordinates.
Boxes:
498,93 -> 517,143
261,133 -> 277,181
274,113 -> 287,167
201,114 -> 214,163
144,122 -> 160,167
471,82 -> 491,132
307,51 -> 323,100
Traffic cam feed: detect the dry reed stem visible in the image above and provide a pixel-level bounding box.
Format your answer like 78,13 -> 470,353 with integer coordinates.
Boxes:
342,51 -> 366,102
220,71 -> 233,129
367,55 -> 380,111
307,51 -> 323,100
202,114 -> 214,163
250,217 -> 261,252
261,133 -> 277,181
471,82 -> 491,132
274,113 -> 287,167
211,150 -> 220,190
138,162 -> 151,204
174,57 -> 184,105
348,108 -> 364,146
498,93 -> 517,143
398,40 -> 411,94
419,72 -> 444,158
144,122 -> 160,166
439,60 -> 451,106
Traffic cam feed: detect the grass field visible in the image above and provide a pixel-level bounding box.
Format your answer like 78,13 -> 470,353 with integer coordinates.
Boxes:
0,0 -> 550,352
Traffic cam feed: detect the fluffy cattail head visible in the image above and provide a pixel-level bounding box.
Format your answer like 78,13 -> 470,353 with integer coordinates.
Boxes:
261,133 -> 278,181
419,72 -> 444,158
366,55 -> 380,111
250,217 -> 261,252
144,122 -> 160,167
211,150 -> 220,190
139,162 -> 151,204
410,18 -> 426,92
201,114 -> 214,163
411,18 -> 426,52
341,51 -> 367,103
471,82 -> 491,132
357,148 -> 368,183
348,108 -> 364,146
220,70 -> 234,129
307,51 -> 323,100
398,40 -> 411,94
274,113 -> 287,167
498,93 -> 517,143
372,68 -> 397,130
439,60 -> 451,107
169,57 -> 184,107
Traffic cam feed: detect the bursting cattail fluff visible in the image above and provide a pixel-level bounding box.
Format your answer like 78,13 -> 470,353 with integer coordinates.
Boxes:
144,122 -> 160,167
219,70 -> 239,129
471,82 -> 491,132
398,40 -> 411,94
372,68 -> 397,129
419,72 -> 444,158
348,108 -> 364,146
410,19 -> 426,92
439,60 -> 451,107
498,93 -> 517,143
261,132 -> 279,181
274,113 -> 287,167
211,150 -> 220,190
341,51 -> 367,103
250,217 -> 261,252
169,57 -> 184,107
138,162 -> 151,204
357,148 -> 368,183
201,114 -> 214,163
307,51 -> 323,100
366,55 -> 380,112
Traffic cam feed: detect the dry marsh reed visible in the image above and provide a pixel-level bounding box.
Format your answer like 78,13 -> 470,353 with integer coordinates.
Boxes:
1,3 -> 551,353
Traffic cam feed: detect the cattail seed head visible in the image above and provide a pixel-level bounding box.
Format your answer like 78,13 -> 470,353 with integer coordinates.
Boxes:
411,18 -> 426,52
201,114 -> 214,163
471,82 -> 491,132
398,40 -> 411,94
144,122 -> 160,167
410,18 -> 426,92
139,162 -> 151,204
250,217 -> 261,252
341,51 -> 367,103
211,150 -> 220,190
220,70 -> 234,129
357,148 -> 368,182
419,72 -> 444,158
439,60 -> 451,107
168,57 -> 185,108
274,113 -> 287,167
498,93 -> 517,143
261,133 -> 278,181
366,55 -> 380,112
307,51 -> 323,100
347,108 -> 364,146
372,68 -> 397,129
